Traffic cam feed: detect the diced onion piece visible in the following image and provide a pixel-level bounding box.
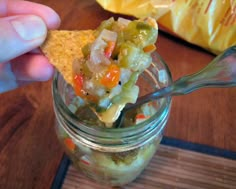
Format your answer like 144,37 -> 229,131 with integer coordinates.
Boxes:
99,97 -> 111,109
91,37 -> 107,51
86,59 -> 107,73
109,85 -> 122,98
68,104 -> 77,113
88,35 -> 111,73
120,68 -> 132,85
140,102 -> 158,117
84,80 -> 94,91
99,29 -> 117,42
118,17 -> 131,26
90,37 -> 109,65
158,69 -> 168,84
96,88 -> 106,97
75,96 -> 85,107
90,49 -> 110,65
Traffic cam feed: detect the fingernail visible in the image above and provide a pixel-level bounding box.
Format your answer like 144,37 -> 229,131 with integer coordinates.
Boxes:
11,15 -> 47,41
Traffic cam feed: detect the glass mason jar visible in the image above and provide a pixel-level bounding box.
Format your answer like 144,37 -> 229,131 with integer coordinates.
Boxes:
52,52 -> 172,186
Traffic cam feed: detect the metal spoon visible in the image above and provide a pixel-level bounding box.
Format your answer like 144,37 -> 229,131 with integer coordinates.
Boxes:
114,46 -> 236,128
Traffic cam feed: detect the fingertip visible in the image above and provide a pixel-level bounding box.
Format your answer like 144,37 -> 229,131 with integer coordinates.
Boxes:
11,54 -> 55,81
46,7 -> 61,29
32,58 -> 55,81
7,0 -> 61,29
0,15 -> 48,62
10,15 -> 47,41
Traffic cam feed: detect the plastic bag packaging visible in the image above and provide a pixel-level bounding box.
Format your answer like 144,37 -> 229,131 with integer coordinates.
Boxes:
96,0 -> 236,55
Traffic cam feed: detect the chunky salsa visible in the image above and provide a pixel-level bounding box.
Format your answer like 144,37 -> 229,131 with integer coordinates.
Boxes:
72,17 -> 158,125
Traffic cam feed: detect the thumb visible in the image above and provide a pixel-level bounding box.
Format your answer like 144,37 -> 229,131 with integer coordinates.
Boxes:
0,15 -> 47,63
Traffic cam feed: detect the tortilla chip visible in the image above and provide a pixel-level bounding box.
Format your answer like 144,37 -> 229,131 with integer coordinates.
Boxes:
41,30 -> 95,85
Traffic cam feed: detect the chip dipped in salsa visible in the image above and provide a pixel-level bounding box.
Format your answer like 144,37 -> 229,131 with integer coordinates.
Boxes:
41,17 -> 158,126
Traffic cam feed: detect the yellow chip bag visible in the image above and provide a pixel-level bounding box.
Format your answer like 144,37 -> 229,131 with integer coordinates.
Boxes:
96,0 -> 236,54
41,30 -> 95,85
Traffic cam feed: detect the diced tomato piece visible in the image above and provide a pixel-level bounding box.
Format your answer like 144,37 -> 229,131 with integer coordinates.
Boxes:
135,113 -> 150,124
86,94 -> 99,103
136,114 -> 147,119
64,138 -> 75,151
73,74 -> 84,97
143,44 -> 156,53
81,156 -> 90,166
100,64 -> 120,89
104,41 -> 116,58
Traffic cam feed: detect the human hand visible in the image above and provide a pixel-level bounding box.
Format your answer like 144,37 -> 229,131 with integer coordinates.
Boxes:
0,0 -> 61,93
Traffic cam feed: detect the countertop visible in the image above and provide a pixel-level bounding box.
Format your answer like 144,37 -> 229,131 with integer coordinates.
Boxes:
0,0 -> 235,188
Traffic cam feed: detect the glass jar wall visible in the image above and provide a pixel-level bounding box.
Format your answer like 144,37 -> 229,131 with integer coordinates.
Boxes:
52,52 -> 172,186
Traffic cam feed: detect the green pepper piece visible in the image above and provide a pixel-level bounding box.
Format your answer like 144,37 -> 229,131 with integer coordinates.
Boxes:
123,72 -> 140,88
94,17 -> 115,36
81,43 -> 91,58
111,85 -> 139,105
118,42 -> 140,69
111,149 -> 139,165
118,42 -> 152,71
123,21 -> 158,48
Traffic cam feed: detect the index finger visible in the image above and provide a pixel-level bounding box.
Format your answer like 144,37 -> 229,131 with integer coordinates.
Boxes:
0,0 -> 61,29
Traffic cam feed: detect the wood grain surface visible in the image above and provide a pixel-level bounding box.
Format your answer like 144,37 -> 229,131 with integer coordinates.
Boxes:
0,0 -> 235,189
63,145 -> 236,189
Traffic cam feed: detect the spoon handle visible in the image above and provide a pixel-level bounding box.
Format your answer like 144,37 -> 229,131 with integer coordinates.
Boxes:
128,46 -> 236,109
171,46 -> 236,95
